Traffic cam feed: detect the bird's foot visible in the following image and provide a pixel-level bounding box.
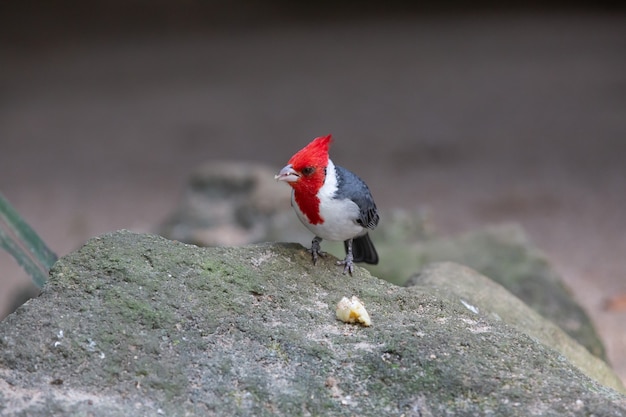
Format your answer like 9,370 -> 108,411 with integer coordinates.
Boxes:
337,255 -> 355,276
309,247 -> 326,265
309,237 -> 326,265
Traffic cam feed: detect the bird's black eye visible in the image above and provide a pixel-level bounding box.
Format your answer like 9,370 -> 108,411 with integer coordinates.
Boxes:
301,166 -> 315,176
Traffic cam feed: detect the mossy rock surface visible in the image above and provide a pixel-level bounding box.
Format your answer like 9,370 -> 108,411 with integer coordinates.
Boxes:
370,222 -> 606,360
0,230 -> 624,416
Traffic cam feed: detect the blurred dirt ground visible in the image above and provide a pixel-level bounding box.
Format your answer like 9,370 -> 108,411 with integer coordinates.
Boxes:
1,10 -> 626,382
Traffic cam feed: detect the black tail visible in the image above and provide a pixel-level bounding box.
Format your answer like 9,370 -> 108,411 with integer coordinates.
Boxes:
347,233 -> 379,265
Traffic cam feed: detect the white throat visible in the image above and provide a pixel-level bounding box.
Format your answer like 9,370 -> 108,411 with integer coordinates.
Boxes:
317,158 -> 338,199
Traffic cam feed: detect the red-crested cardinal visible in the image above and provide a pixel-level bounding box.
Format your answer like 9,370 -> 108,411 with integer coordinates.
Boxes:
275,134 -> 379,275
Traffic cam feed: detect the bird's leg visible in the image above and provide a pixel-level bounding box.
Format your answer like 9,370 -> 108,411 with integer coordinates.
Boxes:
337,238 -> 355,275
309,236 -> 326,265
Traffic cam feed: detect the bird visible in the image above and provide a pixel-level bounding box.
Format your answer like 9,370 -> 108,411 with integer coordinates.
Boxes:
275,134 -> 379,275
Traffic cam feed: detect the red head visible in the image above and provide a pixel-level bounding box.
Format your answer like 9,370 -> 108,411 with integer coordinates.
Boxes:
275,135 -> 332,224
287,134 -> 332,173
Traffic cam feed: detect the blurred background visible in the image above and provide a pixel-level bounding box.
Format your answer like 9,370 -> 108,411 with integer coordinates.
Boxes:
1,0 -> 625,381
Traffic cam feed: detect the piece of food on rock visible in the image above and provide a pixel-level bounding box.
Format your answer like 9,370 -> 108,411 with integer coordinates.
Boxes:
336,296 -> 371,326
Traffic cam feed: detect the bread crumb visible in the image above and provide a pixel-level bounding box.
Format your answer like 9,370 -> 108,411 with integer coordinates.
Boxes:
336,296 -> 371,326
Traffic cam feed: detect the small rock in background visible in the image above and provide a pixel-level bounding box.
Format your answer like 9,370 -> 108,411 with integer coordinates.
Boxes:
158,161 -> 310,246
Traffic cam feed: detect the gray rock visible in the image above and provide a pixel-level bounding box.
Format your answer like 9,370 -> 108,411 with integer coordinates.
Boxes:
371,223 -> 607,361
0,230 -> 624,416
410,262 -> 624,396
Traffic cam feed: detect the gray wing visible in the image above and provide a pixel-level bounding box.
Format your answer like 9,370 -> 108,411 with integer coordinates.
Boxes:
334,165 -> 380,230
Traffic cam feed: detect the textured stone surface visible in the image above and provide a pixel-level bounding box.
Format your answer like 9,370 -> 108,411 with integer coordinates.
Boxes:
0,231 -> 624,416
371,222 -> 607,360
408,262 -> 622,394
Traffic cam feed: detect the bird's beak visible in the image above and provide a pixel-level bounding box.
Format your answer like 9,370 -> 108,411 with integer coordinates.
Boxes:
274,164 -> 300,183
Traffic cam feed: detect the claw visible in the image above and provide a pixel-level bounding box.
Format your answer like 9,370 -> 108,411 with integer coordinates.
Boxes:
309,247 -> 326,265
337,238 -> 355,275
336,258 -> 354,275
309,236 -> 326,265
